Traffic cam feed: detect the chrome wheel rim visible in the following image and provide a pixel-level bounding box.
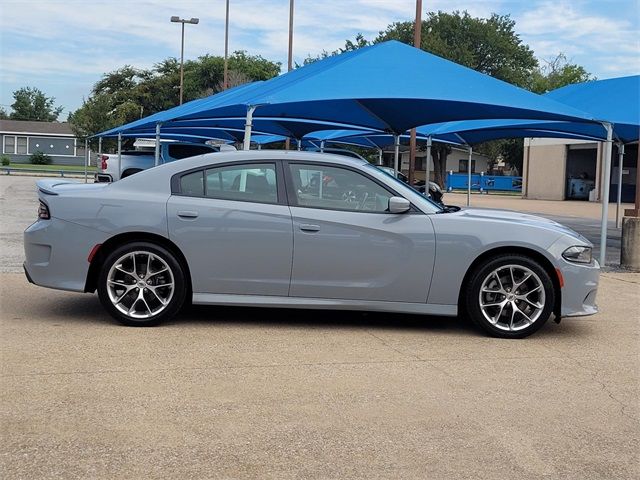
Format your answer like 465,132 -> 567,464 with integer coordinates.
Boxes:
106,251 -> 174,319
478,264 -> 545,332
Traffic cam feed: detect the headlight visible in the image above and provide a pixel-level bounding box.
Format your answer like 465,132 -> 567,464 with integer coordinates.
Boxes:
562,246 -> 592,264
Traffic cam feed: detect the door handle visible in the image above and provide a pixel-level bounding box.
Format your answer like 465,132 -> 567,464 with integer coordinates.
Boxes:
299,224 -> 320,232
177,210 -> 199,219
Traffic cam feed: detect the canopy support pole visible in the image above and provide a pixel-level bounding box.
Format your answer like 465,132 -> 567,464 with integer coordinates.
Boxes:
98,137 -> 102,158
243,105 -> 257,150
257,144 -> 262,151
467,146 -> 472,206
599,122 -> 613,266
297,139 -> 301,151
154,123 -> 162,166
320,140 -> 325,153
425,136 -> 432,187
377,148 -> 383,166
393,134 -> 400,177
117,132 -> 122,180
616,143 -> 625,228
84,138 -> 88,183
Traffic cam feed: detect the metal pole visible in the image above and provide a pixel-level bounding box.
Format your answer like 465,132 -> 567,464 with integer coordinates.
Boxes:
84,138 -> 88,183
98,137 -> 102,157
408,0 -> 422,185
425,136 -> 432,185
320,140 -> 325,153
599,123 -> 614,266
154,123 -> 161,166
117,132 -> 122,180
467,146 -> 472,206
243,106 -> 257,150
616,143 -> 625,228
288,0 -> 294,71
393,134 -> 400,176
223,0 -> 230,90
179,22 -> 185,105
378,148 -> 383,166
297,139 -> 301,151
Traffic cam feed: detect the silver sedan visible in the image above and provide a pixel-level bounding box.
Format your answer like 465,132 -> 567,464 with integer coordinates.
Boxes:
24,151 -> 599,338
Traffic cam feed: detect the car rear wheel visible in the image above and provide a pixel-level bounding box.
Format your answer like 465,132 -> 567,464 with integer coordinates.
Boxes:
97,242 -> 187,326
465,254 -> 555,338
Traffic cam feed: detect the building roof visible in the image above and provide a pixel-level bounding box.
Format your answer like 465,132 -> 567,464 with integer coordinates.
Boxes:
0,119 -> 75,136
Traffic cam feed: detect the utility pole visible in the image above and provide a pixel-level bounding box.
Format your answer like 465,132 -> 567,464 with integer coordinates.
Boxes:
408,0 -> 422,185
223,0 -> 230,90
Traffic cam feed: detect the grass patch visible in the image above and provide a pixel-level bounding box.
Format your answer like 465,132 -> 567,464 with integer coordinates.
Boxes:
3,163 -> 97,172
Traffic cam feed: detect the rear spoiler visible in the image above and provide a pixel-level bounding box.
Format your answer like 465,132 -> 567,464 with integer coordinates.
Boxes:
36,179 -> 79,196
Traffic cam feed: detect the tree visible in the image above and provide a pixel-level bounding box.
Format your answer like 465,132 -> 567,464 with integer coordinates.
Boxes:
530,53 -> 593,94
10,87 -> 64,121
0,107 -> 8,119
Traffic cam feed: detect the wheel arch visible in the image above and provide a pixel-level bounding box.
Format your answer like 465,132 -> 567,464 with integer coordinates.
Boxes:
458,246 -> 561,318
84,231 -> 192,299
121,168 -> 143,179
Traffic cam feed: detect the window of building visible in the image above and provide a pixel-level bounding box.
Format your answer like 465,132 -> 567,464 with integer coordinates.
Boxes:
16,137 -> 27,155
459,159 -> 476,173
4,136 -> 15,154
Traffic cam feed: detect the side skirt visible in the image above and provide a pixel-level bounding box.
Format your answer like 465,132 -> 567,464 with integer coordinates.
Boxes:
192,293 -> 458,316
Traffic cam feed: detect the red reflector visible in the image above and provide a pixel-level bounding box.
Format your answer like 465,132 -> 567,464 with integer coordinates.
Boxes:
555,268 -> 565,288
88,244 -> 102,263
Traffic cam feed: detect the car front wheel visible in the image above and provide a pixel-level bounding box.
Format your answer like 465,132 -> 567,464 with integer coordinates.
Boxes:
97,242 -> 187,326
465,254 -> 555,338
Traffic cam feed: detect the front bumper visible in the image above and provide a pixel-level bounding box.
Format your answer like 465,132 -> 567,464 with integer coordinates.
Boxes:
559,259 -> 600,317
24,217 -> 105,292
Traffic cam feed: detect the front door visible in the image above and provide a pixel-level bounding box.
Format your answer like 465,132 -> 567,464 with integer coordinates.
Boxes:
286,162 -> 436,303
168,162 -> 293,296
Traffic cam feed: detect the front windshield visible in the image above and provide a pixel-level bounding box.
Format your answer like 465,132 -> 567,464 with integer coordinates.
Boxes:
365,164 -> 444,213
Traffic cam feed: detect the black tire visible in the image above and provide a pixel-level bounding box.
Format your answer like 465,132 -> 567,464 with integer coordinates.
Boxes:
97,242 -> 187,327
464,254 -> 555,339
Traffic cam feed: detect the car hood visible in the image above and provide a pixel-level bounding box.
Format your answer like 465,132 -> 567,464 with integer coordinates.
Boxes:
452,208 -> 590,244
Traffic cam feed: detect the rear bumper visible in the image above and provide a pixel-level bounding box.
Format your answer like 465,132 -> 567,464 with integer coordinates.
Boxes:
95,173 -> 113,183
559,259 -> 600,317
24,217 -> 105,293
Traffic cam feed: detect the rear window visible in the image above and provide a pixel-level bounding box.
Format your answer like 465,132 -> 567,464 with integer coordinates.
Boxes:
168,144 -> 214,160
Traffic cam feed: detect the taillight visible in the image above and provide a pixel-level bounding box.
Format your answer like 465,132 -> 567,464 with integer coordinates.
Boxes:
38,200 -> 50,220
99,155 -> 108,170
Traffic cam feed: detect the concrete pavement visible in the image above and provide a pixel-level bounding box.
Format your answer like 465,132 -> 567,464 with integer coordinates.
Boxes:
1,272 -> 638,479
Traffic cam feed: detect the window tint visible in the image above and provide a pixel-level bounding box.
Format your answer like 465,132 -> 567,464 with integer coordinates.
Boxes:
204,163 -> 277,203
168,144 -> 214,160
180,171 -> 204,196
289,164 -> 393,213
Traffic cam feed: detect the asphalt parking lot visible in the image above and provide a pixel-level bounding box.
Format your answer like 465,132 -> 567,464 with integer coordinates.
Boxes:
1,175 -> 639,479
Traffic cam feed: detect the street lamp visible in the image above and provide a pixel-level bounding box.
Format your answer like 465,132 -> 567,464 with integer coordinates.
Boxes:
170,16 -> 199,105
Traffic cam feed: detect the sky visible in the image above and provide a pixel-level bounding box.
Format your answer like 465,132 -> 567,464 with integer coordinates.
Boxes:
1,0 -> 638,117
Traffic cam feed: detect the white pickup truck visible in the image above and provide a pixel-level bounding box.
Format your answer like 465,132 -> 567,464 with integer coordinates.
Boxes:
95,141 -> 236,182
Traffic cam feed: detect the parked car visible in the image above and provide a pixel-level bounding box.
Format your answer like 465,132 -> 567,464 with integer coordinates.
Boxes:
95,141 -> 236,182
377,166 -> 444,204
24,151 -> 599,338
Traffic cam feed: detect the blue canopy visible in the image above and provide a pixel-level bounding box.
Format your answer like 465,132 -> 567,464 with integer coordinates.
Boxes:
98,40 -> 599,139
545,76 -> 640,143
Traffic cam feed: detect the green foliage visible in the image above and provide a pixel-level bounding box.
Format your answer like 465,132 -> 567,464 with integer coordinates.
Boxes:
10,87 -> 63,121
69,51 -> 281,141
0,107 -> 9,120
29,151 -> 52,165
530,53 -> 593,94
1,154 -> 10,166
375,11 -> 538,88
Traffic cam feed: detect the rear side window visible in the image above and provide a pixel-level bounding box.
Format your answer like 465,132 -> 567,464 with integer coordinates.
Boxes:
179,171 -> 204,196
205,163 -> 277,204
168,144 -> 214,160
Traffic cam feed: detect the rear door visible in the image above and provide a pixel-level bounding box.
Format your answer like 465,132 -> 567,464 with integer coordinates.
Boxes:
285,162 -> 436,303
167,161 -> 293,296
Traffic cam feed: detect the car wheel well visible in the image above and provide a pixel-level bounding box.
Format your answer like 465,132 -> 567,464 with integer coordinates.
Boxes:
458,246 -> 561,317
84,232 -> 192,298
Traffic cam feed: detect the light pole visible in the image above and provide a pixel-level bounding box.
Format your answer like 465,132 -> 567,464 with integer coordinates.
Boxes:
223,0 -> 230,89
170,16 -> 199,105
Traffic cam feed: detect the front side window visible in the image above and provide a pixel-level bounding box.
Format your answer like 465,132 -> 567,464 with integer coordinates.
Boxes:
204,163 -> 277,203
4,136 -> 15,154
289,164 -> 393,213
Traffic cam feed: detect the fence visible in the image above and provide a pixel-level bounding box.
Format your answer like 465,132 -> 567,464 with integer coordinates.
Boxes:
1,167 -> 89,178
446,172 -> 522,193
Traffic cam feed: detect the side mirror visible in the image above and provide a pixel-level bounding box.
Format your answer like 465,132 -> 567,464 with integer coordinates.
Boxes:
388,196 -> 410,214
